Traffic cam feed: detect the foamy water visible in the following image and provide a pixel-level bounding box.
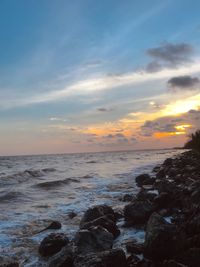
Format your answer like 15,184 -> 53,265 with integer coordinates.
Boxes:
0,149 -> 182,266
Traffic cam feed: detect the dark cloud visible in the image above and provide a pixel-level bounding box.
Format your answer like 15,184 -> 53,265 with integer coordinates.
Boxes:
168,76 -> 200,91
146,42 -> 194,72
97,107 -> 113,112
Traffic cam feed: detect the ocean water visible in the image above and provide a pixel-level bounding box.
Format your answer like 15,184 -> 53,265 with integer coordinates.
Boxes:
0,149 -> 182,266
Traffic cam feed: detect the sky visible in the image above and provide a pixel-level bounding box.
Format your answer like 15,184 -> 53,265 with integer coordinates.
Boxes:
0,0 -> 200,155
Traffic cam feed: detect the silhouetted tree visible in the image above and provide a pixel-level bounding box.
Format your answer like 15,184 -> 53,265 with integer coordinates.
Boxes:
184,130 -> 200,152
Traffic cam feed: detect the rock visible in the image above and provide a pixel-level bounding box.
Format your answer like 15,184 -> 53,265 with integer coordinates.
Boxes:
119,194 -> 135,202
39,233 -> 69,257
156,168 -> 166,179
74,226 -> 113,254
154,192 -> 172,209
37,221 -> 62,234
144,213 -> 181,261
175,248 -> 200,267
137,189 -> 157,202
124,200 -> 155,225
68,211 -> 77,219
125,239 -> 144,254
74,249 -> 127,267
0,263 -> 19,267
163,158 -> 173,167
48,245 -> 74,267
126,254 -> 140,266
162,260 -> 187,267
80,205 -> 116,228
135,174 -> 154,187
81,215 -> 120,238
191,188 -> 200,205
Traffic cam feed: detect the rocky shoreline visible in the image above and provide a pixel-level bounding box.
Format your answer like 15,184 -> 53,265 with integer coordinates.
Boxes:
3,149 -> 200,267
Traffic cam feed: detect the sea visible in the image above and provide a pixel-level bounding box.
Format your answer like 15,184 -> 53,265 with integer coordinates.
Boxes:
0,149 -> 182,266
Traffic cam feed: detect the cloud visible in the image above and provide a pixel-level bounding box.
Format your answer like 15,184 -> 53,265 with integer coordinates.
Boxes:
167,75 -> 200,91
147,42 -> 193,64
97,107 -> 113,112
146,42 -> 194,72
140,108 -> 200,137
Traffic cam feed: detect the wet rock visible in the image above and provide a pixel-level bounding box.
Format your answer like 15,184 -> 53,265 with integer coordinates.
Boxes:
124,200 -> 155,225
120,194 -> 135,202
125,239 -> 144,254
81,215 -> 120,238
191,188 -> 200,205
144,213 -> 181,261
156,168 -> 166,179
39,233 -> 69,257
80,205 -> 116,228
74,249 -> 127,267
163,158 -> 173,167
135,174 -> 154,187
37,221 -> 62,234
137,189 -> 157,202
175,248 -> 200,267
162,260 -> 187,267
48,245 -> 74,267
74,226 -> 113,254
154,192 -> 172,209
126,254 -> 140,266
68,211 -> 77,219
0,262 -> 19,267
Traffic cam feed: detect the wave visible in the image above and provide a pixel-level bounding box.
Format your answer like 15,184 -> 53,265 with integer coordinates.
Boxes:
0,168 -> 57,185
0,191 -> 26,202
34,177 -> 80,189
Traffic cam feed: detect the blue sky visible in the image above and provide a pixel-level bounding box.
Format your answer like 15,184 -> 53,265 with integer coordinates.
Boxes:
1,0 -> 200,155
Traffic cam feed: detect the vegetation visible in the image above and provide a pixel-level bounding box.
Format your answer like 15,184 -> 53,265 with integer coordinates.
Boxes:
184,130 -> 200,152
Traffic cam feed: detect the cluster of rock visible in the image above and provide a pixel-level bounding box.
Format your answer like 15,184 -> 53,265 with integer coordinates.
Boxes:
5,150 -> 200,267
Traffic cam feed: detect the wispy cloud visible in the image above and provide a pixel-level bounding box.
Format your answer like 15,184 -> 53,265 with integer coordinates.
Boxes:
2,60 -> 200,110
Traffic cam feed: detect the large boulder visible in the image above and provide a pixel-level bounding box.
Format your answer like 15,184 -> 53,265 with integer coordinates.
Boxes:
74,249 -> 127,267
81,215 -> 120,238
144,213 -> 181,261
39,233 -> 69,257
80,205 -> 116,228
74,226 -> 113,254
124,200 -> 155,225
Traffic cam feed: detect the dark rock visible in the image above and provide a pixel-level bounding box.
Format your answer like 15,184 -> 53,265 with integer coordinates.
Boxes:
74,226 -> 113,254
156,168 -> 166,179
163,158 -> 173,167
39,233 -> 69,257
175,248 -> 200,267
162,260 -> 187,267
144,213 -> 181,261
74,249 -> 127,267
125,239 -> 144,254
191,188 -> 200,205
154,192 -> 172,209
137,189 -> 157,202
135,174 -> 154,187
80,205 -> 116,228
124,200 -> 155,225
37,221 -> 62,234
48,245 -> 74,267
120,194 -> 135,202
126,254 -> 140,266
68,211 -> 77,219
81,215 -> 120,238
0,263 -> 19,267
